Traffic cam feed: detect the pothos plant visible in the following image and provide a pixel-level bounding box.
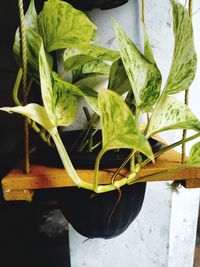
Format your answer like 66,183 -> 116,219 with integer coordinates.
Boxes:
1,0 -> 200,193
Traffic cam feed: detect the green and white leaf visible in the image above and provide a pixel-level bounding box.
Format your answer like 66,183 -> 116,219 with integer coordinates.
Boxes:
39,44 -> 78,127
52,73 -> 98,113
143,23 -> 156,65
72,59 -> 110,83
13,1 -> 52,82
25,30 -> 53,82
147,96 -> 200,137
108,58 -> 132,95
13,0 -> 38,57
188,142 -> 200,167
114,21 -> 161,111
63,45 -> 119,71
98,89 -> 154,161
38,0 -> 96,52
0,104 -> 55,133
163,0 -> 197,94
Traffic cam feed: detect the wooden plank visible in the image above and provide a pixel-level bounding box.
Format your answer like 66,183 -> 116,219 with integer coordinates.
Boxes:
2,148 -> 200,200
3,189 -> 34,201
2,149 -> 200,194
185,179 -> 200,189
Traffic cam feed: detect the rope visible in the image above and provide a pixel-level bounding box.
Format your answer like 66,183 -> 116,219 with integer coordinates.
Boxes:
181,0 -> 193,163
18,0 -> 30,174
141,0 -> 144,23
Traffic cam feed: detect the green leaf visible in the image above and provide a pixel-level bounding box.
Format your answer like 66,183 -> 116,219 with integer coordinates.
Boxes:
13,1 -> 52,82
163,0 -> 197,94
147,96 -> 200,137
26,30 -> 53,82
108,58 -> 132,95
143,23 -> 156,65
63,45 -> 119,70
98,89 -> 154,161
188,142 -> 200,167
114,21 -> 161,111
38,0 -> 96,52
72,59 -> 110,83
39,44 -> 78,127
13,0 -> 38,54
52,73 -> 98,114
0,104 -> 55,133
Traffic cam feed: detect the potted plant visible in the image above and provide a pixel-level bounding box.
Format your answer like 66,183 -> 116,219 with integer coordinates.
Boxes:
65,0 -> 129,10
1,0 -> 200,239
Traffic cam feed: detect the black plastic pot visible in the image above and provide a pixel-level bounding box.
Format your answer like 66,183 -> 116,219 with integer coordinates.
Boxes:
33,130 -> 164,239
65,0 -> 129,10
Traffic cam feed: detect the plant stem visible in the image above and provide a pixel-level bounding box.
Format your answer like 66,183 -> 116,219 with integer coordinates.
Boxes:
132,164 -> 189,184
51,129 -> 93,190
141,132 -> 200,168
94,149 -> 105,190
111,150 -> 135,183
13,69 -> 22,106
12,70 -> 52,146
130,151 -> 135,172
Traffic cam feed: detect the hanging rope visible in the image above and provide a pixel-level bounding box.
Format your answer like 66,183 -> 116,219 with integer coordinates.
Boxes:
181,0 -> 193,163
18,0 -> 30,174
141,0 -> 144,23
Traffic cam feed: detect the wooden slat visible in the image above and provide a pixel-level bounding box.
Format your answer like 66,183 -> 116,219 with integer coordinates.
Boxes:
3,189 -> 34,201
2,149 -> 200,200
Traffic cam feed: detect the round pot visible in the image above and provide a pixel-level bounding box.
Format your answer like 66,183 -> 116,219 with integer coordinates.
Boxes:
33,130 -> 164,239
66,0 -> 129,10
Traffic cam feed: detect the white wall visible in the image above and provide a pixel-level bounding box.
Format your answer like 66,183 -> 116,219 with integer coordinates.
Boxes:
69,1 -> 200,266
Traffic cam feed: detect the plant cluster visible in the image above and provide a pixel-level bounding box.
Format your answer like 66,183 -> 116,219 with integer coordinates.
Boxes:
1,0 -> 200,193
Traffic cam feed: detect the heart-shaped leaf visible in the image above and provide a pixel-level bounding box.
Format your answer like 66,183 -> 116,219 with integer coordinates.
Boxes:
38,0 -> 96,52
143,23 -> 156,65
163,0 -> 197,94
13,0 -> 38,54
39,43 -> 78,127
108,58 -> 132,95
188,142 -> 200,167
72,59 -> 110,83
13,1 -> 52,82
98,89 -> 154,161
147,96 -> 200,137
64,45 -> 119,71
52,73 -> 98,114
0,104 -> 55,133
114,21 -> 161,112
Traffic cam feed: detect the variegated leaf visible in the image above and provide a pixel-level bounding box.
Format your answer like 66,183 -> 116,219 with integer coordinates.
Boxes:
13,0 -> 38,55
63,45 -> 119,70
53,87 -> 78,127
188,142 -> 200,167
143,23 -> 156,65
39,44 -> 78,127
0,104 -> 55,133
98,89 -> 154,161
38,0 -> 96,52
72,59 -> 110,83
26,30 -> 53,82
13,1 -> 52,82
64,54 -> 95,72
52,73 -> 98,113
108,58 -> 132,95
114,21 -> 161,111
147,96 -> 200,137
163,0 -> 197,94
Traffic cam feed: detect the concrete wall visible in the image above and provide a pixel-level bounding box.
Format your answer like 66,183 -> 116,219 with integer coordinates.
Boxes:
69,1 -> 200,266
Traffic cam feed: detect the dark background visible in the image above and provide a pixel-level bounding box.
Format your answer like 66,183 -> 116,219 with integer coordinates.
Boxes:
0,1 -> 70,266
